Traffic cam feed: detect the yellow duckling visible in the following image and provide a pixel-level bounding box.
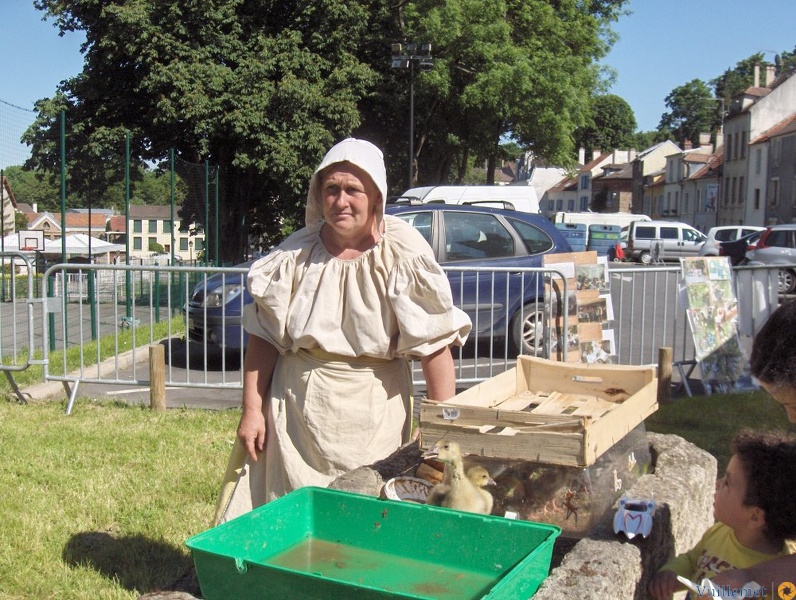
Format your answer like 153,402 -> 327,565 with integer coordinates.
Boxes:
423,440 -> 493,515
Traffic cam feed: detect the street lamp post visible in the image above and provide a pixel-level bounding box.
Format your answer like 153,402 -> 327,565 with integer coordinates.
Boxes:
391,42 -> 434,187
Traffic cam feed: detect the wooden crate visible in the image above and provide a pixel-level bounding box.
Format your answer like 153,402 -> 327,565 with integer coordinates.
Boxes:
420,355 -> 658,467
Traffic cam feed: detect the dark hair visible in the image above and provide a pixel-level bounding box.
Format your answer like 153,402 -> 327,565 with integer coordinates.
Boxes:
750,300 -> 796,387
731,430 -> 796,545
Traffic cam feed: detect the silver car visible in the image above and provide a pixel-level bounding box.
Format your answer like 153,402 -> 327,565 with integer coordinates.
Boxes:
747,224 -> 796,294
699,225 -> 765,257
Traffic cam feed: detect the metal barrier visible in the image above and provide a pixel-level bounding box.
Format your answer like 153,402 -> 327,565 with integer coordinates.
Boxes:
0,258 -> 786,410
0,252 -> 43,403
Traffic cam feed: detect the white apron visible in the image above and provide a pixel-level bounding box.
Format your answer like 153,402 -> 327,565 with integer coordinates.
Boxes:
215,348 -> 412,524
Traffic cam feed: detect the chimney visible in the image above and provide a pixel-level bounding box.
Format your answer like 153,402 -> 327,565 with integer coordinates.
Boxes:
699,132 -> 710,147
578,147 -> 586,164
766,65 -> 776,87
754,64 -> 760,88
32,202 -> 38,213
684,139 -> 693,150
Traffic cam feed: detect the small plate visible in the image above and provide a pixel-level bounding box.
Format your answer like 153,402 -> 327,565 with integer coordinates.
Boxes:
383,476 -> 435,503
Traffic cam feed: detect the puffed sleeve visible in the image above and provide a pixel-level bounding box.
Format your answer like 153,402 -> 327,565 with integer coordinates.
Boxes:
388,253 -> 472,358
241,247 -> 298,353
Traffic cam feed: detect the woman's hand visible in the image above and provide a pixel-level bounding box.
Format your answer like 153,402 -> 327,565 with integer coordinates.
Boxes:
648,570 -> 680,599
237,407 -> 266,462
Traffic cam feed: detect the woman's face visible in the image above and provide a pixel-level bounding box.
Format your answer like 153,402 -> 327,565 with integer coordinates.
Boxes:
320,162 -> 379,243
759,380 -> 796,423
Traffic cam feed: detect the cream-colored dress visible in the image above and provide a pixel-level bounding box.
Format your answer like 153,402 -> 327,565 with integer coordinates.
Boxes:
215,215 -> 471,523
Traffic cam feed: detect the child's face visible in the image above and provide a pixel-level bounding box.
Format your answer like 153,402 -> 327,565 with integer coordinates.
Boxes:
714,454 -> 756,529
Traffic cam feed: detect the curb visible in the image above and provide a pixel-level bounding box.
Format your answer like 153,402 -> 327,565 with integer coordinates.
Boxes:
21,348 -> 149,401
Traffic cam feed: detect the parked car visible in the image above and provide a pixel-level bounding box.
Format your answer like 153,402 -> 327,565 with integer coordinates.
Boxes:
385,203 -> 572,354
186,205 -> 573,355
626,220 -> 707,264
746,224 -> 796,294
699,225 -> 765,257
717,230 -> 764,266
185,261 -> 253,350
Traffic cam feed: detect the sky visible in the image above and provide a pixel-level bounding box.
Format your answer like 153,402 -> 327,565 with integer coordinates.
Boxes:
1,0 -> 795,168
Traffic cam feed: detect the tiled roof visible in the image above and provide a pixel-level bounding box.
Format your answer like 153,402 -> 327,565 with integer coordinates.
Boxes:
750,112 -> 796,145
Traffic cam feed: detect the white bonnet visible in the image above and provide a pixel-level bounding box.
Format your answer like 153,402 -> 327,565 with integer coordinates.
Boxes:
305,138 -> 388,226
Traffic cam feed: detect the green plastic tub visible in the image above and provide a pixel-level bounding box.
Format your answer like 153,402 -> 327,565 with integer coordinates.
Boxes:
186,487 -> 560,600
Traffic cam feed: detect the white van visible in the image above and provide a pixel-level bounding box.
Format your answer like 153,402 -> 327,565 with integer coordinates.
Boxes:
552,211 -> 651,229
627,220 -> 707,264
398,185 -> 540,213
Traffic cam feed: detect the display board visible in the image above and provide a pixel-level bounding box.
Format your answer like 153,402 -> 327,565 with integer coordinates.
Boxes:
543,251 -> 616,364
679,256 -> 756,395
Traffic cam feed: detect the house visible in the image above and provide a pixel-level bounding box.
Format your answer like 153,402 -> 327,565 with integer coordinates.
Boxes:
749,112 -> 796,225
125,204 -> 205,262
721,64 -> 796,226
630,140 -> 682,215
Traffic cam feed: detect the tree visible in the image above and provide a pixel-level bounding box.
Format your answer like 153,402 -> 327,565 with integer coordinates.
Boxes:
658,79 -> 720,148
574,94 -> 637,154
28,0 -> 378,263
27,0 -> 628,262
711,52 -> 767,105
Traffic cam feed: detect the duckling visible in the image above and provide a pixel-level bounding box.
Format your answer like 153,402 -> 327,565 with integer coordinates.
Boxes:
465,465 -> 496,515
423,440 -> 492,515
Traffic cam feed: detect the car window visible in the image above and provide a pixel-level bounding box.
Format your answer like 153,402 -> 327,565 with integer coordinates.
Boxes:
442,212 -> 514,260
766,229 -> 795,248
715,229 -> 735,242
740,228 -> 759,238
393,211 -> 433,244
682,229 -> 704,242
507,217 -> 554,255
634,226 -> 656,239
660,227 -> 679,240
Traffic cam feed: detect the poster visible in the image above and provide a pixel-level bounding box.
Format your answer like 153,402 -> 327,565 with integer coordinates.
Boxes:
679,256 -> 756,394
544,251 -> 617,364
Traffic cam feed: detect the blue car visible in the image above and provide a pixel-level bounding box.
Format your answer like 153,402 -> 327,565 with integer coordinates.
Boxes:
186,204 -> 571,354
386,203 -> 572,354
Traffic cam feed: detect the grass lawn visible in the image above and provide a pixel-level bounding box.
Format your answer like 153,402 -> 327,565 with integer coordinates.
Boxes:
1,388 -> 794,598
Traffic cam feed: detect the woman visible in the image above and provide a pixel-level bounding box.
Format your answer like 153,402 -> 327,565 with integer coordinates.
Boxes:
705,299 -> 796,595
214,138 -> 471,524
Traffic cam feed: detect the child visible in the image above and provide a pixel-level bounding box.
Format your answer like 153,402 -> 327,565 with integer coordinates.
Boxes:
648,430 -> 796,599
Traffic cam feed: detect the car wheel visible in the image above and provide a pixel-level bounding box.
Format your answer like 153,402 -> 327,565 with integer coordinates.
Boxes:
778,269 -> 796,294
510,302 -> 546,356
639,251 -> 652,265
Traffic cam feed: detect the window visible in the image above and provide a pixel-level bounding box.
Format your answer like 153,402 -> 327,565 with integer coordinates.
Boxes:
740,131 -> 746,158
770,178 -> 780,207
567,199 -> 575,211
133,237 -> 142,250
180,238 -> 189,251
738,177 -> 745,205
442,212 -> 515,260
394,211 -> 433,244
556,199 -> 563,211
580,175 -> 589,190
507,218 -> 554,255
579,197 -> 588,211
660,227 -> 679,240
754,188 -> 761,210
163,220 -> 173,233
148,237 -> 158,249
715,229 -> 735,242
547,200 -> 555,212
682,229 -> 703,243
133,220 -> 142,233
148,220 -> 158,233
683,193 -> 689,215
726,134 -> 733,161
755,148 -> 762,175
635,226 -> 656,239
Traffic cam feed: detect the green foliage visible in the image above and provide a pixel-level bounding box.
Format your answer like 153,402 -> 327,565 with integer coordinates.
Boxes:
711,52 -> 767,104
574,94 -> 637,152
148,240 -> 165,253
27,0 -> 628,261
658,79 -> 720,148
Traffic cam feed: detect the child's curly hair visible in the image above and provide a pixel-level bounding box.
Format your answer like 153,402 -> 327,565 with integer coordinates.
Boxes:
732,430 -> 796,545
